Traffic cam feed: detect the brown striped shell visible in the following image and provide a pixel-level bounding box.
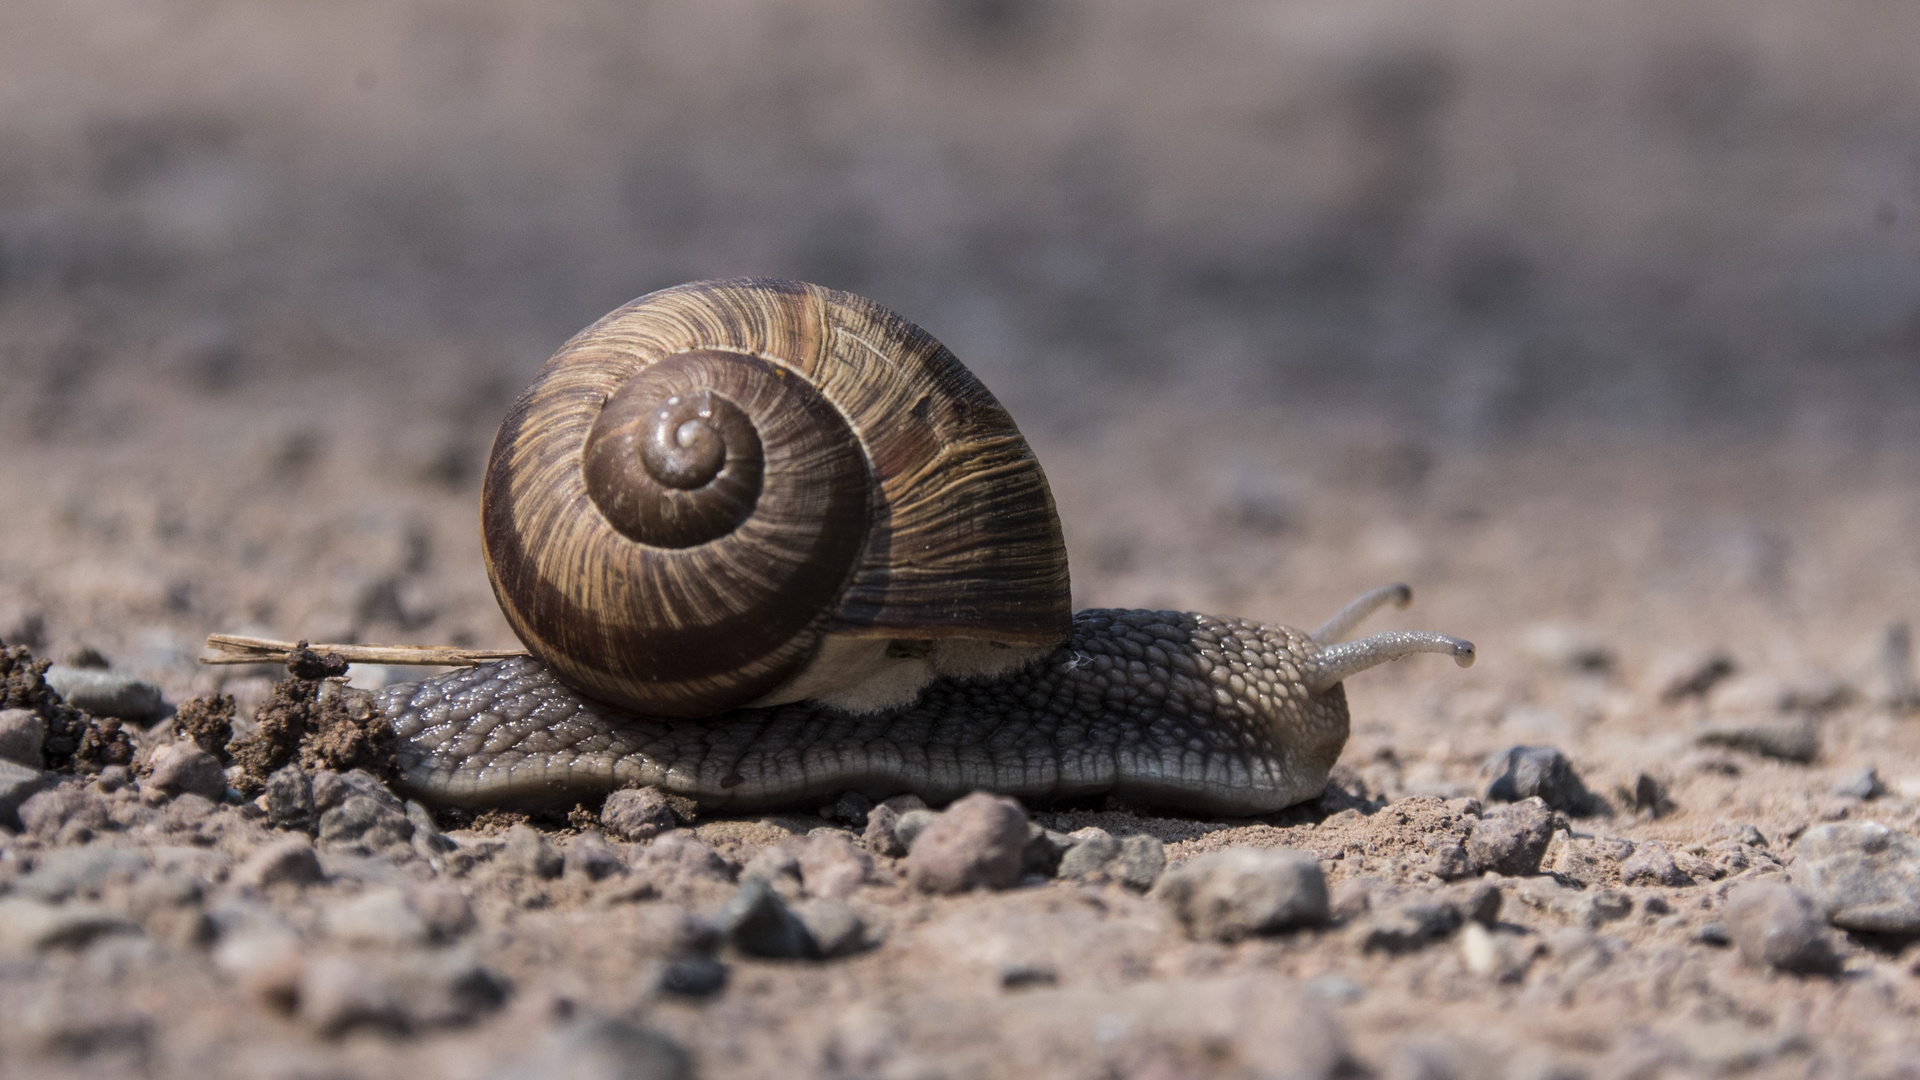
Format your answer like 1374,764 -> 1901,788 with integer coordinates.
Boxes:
481,279 -> 1072,718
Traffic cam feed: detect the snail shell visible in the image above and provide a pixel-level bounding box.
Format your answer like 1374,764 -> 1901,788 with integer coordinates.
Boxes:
481,279 -> 1070,719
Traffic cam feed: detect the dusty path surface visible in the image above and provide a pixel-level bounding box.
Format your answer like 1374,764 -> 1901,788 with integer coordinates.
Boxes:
3,368 -> 1920,1080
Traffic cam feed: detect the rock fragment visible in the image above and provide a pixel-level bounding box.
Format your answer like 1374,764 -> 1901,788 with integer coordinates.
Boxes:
795,830 -> 874,899
1058,828 -> 1120,879
1789,821 -> 1920,934
1696,713 -> 1820,763
862,803 -> 906,857
502,824 -> 564,879
234,834 -> 326,889
892,808 -> 941,852
1830,768 -> 1886,801
13,848 -> 148,901
1359,880 -> 1501,953
905,792 -> 1028,894
1466,797 -> 1554,875
0,758 -> 46,829
317,793 -> 413,849
263,765 -> 315,829
0,708 -> 46,766
490,1017 -> 692,1080
321,888 -> 431,947
0,898 -> 142,953
793,897 -> 867,957
717,876 -> 813,959
1620,841 -> 1692,887
1484,746 -> 1595,814
1722,881 -> 1834,973
565,830 -> 628,881
602,787 -> 678,841
42,666 -> 165,722
655,954 -> 728,998
17,786 -> 109,839
1153,848 -> 1329,941
145,741 -> 228,802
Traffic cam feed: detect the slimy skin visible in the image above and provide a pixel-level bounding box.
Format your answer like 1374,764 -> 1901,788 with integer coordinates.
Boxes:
380,594 -> 1472,816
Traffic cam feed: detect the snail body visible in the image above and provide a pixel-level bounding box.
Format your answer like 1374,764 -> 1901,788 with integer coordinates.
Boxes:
382,279 -> 1473,815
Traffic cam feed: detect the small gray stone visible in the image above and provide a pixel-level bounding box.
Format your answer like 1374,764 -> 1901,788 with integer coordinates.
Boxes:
862,803 -> 906,857
263,765 -> 315,829
796,830 -> 873,899
409,882 -> 475,939
1466,797 -> 1554,876
317,794 -> 413,849
655,954 -> 728,997
1359,881 -> 1501,953
0,708 -> 46,766
12,848 -> 148,901
1114,834 -> 1167,890
1426,841 -> 1472,881
234,834 -> 326,889
893,808 -> 940,853
1153,847 -> 1329,942
0,758 -> 46,829
793,897 -> 866,957
296,954 -> 407,1035
821,790 -> 873,827
502,823 -> 564,879
1789,821 -> 1920,934
717,876 -> 813,958
565,830 -> 628,880
322,888 -> 431,947
1485,746 -> 1594,813
0,898 -> 142,953
1057,828 -> 1120,879
490,1017 -> 692,1080
1722,881 -> 1833,973
1830,768 -> 1886,801
17,786 -> 109,839
43,666 -> 164,722
631,833 -> 731,889
146,742 -> 227,802
1696,713 -> 1820,763
905,792 -> 1029,894
1620,841 -> 1692,887
602,786 -> 679,842
406,800 -> 457,859
1020,822 -> 1067,877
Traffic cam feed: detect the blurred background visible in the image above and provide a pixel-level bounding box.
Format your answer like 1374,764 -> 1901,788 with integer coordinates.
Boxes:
3,0 -> 1920,705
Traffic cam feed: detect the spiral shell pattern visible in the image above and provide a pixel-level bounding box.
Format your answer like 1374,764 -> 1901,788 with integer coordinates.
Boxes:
482,279 -> 1071,718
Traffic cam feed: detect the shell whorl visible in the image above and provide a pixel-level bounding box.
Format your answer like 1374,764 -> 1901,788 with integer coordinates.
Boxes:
482,279 -> 1072,719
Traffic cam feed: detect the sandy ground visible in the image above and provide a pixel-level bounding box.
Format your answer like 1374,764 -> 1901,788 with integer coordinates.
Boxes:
2,359 -> 1920,1079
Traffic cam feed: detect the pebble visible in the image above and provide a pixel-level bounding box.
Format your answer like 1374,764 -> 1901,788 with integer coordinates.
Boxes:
410,882 -> 476,939
0,758 -> 46,829
0,898 -> 142,953
905,792 -> 1029,895
1020,822 -> 1068,877
322,887 -> 432,947
862,804 -> 906,857
317,794 -> 414,849
42,666 -> 165,722
234,834 -> 327,889
18,786 -> 110,839
1484,746 -> 1593,813
145,741 -> 227,802
489,1017 -> 692,1080
1058,828 -> 1120,879
793,897 -> 867,957
1548,834 -> 1633,885
717,876 -> 814,959
263,765 -> 315,829
1722,881 -> 1833,973
1114,835 -> 1167,890
893,808 -> 941,852
795,830 -> 874,899
503,824 -> 565,880
602,787 -> 679,841
0,708 -> 45,766
1152,847 -> 1329,942
656,954 -> 729,997
1695,713 -> 1820,763
1619,841 -> 1692,887
297,950 -> 508,1035
1466,798 -> 1554,876
565,830 -> 628,881
11,847 -> 147,901
1359,880 -> 1501,953
297,953 -> 407,1035
1459,922 -> 1535,981
821,791 -> 874,827
631,833 -> 732,888
1830,768 -> 1886,801
407,800 -> 459,862
1789,821 -> 1920,934
1058,830 -> 1164,889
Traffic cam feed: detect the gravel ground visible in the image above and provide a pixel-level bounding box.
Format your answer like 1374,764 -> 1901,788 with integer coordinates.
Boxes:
3,370 -> 1920,1080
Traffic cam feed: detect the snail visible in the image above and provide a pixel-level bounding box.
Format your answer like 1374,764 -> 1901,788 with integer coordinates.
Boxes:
211,279 -> 1474,815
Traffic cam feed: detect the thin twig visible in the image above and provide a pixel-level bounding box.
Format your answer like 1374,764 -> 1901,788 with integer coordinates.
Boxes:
199,633 -> 526,668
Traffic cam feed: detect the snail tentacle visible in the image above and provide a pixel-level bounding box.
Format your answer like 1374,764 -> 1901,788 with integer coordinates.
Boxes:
1312,583 -> 1414,644
1304,631 -> 1475,695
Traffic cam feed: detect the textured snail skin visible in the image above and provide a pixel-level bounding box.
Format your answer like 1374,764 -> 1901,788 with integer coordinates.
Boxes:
381,609 -> 1356,816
